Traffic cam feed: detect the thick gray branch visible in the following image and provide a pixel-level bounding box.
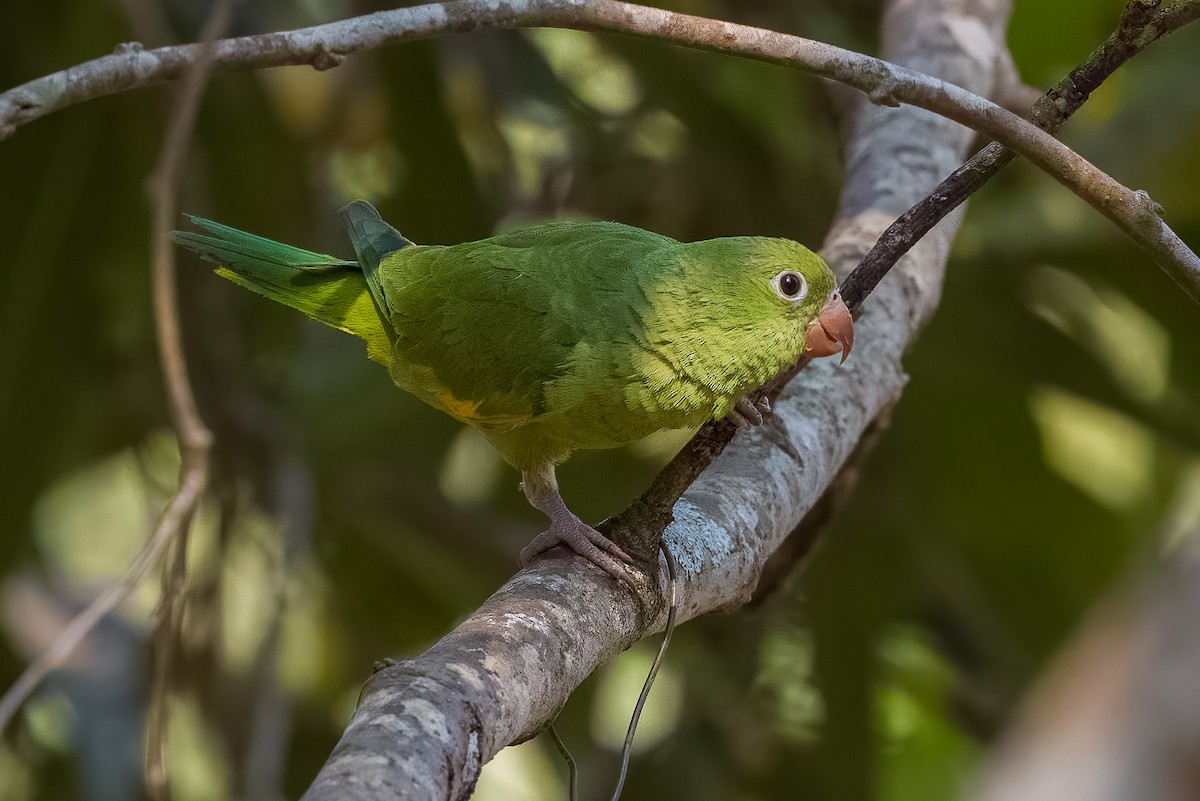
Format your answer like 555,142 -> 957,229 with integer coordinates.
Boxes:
1,0 -> 1196,300
301,1 -> 1010,798
968,551 -> 1200,801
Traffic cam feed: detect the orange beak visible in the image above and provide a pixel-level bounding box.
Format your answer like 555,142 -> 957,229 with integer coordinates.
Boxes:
804,291 -> 854,364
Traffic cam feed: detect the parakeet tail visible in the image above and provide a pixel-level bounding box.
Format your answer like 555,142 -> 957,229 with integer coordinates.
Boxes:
173,216 -> 394,366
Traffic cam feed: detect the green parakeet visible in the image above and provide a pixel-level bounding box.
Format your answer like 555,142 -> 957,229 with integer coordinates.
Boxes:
174,201 -> 853,584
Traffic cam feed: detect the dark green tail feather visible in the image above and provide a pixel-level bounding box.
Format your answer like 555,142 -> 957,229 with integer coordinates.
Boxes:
338,201 -> 412,320
175,215 -> 357,271
173,215 -> 395,367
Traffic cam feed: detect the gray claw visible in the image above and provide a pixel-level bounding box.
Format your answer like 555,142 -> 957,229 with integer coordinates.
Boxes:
520,519 -> 640,586
373,657 -> 399,673
730,394 -> 770,428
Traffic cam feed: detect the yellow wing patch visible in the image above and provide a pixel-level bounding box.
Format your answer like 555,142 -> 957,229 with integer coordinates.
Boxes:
435,387 -> 484,423
396,363 -> 534,431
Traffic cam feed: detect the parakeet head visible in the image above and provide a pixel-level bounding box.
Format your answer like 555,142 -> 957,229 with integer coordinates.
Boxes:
639,236 -> 853,412
742,238 -> 853,365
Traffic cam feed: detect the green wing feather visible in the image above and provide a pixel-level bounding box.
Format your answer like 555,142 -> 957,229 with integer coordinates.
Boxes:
173,216 -> 394,366
372,221 -> 679,460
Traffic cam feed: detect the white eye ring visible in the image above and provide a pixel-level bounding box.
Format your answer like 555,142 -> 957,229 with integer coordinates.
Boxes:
771,270 -> 808,302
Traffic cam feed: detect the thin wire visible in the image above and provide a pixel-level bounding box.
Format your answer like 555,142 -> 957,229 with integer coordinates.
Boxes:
547,719 -> 579,801
610,540 -> 679,801
545,541 -> 680,801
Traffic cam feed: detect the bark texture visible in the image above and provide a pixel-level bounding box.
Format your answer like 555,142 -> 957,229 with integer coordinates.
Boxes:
302,0 -> 1013,798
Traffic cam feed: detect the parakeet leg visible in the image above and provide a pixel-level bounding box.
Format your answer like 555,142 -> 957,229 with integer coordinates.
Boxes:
519,463 -> 638,584
729,394 -> 772,428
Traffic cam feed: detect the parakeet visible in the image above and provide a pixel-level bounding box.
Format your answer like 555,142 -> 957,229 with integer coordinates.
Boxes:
174,201 -> 853,584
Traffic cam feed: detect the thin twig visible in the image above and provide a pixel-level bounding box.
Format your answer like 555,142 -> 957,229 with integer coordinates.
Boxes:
839,0 -> 1200,309
547,723 -> 579,801
545,541 -> 680,801
609,541 -> 678,801
141,1 -> 230,793
0,0 -> 1196,300
606,0 -> 1200,564
0,0 -> 226,749
0,469 -> 208,731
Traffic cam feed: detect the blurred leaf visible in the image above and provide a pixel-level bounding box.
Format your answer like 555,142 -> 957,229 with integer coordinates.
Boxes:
473,740 -> 564,801
1027,266 -> 1170,404
165,696 -> 229,801
1028,386 -> 1156,516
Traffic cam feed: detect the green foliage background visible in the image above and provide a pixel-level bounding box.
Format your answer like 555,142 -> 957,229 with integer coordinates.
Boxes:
0,1 -> 1197,799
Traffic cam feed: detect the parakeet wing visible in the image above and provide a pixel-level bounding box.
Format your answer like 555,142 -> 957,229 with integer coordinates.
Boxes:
375,221 -> 677,430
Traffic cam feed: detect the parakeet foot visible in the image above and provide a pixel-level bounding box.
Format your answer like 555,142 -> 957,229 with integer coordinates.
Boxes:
519,518 -> 638,586
520,463 -> 641,586
729,394 -> 772,428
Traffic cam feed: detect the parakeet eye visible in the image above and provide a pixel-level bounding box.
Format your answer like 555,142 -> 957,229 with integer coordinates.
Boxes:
772,270 -> 808,302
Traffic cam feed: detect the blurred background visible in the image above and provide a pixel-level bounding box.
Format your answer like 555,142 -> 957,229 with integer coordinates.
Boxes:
0,0 -> 1198,799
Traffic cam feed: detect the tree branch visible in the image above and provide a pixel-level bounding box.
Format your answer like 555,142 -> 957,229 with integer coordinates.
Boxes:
840,0 -> 1200,309
0,0 -> 222,743
610,0 -> 1200,571
141,2 -> 227,792
1,0 -> 1196,301
300,1 -> 1009,798
968,549 -> 1200,801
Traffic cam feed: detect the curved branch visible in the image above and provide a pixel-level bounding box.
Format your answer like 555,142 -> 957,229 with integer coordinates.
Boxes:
0,467 -> 206,732
0,0 -> 221,742
141,1 -> 227,792
840,0 -> 1200,308
1,0 -> 1196,301
300,0 -> 1009,798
